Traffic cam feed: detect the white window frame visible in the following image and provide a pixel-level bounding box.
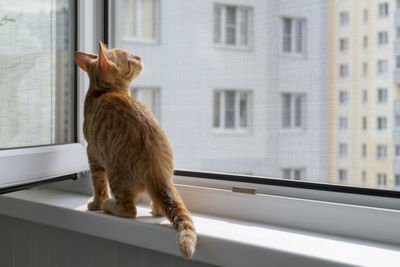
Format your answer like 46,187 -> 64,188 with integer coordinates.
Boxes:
339,116 -> 348,130
378,31 -> 388,46
213,4 -> 253,50
116,0 -> 160,45
362,89 -> 368,103
395,144 -> 400,158
281,93 -> 306,130
377,88 -> 388,103
339,63 -> 349,78
363,35 -> 368,49
377,59 -> 388,75
339,90 -> 348,104
0,0 -> 90,190
362,62 -> 368,76
362,143 -> 367,158
339,37 -> 348,52
281,168 -> 306,181
280,17 -> 307,57
213,89 -> 252,133
377,116 -> 387,131
338,168 -> 348,183
378,2 -> 389,18
377,145 -> 387,160
339,12 -> 349,26
377,173 -> 387,187
3,3 -> 400,266
339,143 -> 348,157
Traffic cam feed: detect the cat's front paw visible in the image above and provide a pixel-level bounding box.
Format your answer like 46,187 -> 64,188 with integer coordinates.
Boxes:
87,196 -> 108,211
87,199 -> 102,211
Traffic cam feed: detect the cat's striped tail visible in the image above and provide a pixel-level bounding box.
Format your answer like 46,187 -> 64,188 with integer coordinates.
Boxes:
150,182 -> 197,259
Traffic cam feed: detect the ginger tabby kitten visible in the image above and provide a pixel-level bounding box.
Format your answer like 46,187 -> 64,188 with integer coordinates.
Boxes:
74,42 -> 197,259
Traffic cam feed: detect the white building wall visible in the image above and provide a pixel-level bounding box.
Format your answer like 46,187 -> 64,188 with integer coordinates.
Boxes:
117,0 -> 327,180
266,0 -> 328,181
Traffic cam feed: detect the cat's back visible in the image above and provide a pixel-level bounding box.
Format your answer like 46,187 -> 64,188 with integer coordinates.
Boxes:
85,91 -> 170,155
89,91 -> 157,129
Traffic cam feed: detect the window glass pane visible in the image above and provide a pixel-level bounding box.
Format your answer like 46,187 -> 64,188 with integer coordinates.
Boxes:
226,6 -> 236,25
225,91 -> 235,128
142,0 -> 155,39
122,0 -> 137,37
214,6 -> 222,43
213,91 -> 220,127
115,1 -> 400,190
295,20 -> 303,53
283,18 -> 291,52
0,0 -> 75,149
226,6 -> 236,44
294,95 -> 302,127
282,94 -> 291,128
240,9 -> 249,45
239,92 -> 248,127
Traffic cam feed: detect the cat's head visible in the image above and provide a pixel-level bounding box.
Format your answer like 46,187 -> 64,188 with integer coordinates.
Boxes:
74,42 -> 143,92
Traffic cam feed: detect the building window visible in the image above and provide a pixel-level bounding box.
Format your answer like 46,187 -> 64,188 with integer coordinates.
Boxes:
362,62 -> 368,76
395,145 -> 400,157
364,9 -> 368,22
214,90 -> 251,130
363,36 -> 368,49
395,175 -> 400,187
282,93 -> 306,129
377,60 -> 388,75
339,143 -> 348,157
396,115 -> 400,127
282,168 -> 305,180
378,3 -> 389,18
282,17 -> 306,55
339,169 -> 348,183
377,145 -> 387,160
362,143 -> 367,158
131,87 -> 160,120
339,116 -> 348,130
339,64 -> 349,78
377,173 -> 387,187
362,117 -> 367,130
377,117 -> 387,130
397,56 -> 400,68
340,12 -> 349,26
339,91 -> 348,104
378,31 -> 388,45
362,90 -> 368,103
214,5 -> 252,47
361,171 -> 367,185
339,38 -> 349,52
377,88 -> 388,103
121,0 -> 159,41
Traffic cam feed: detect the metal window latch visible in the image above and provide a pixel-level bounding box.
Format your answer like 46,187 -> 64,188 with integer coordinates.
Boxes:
232,186 -> 256,194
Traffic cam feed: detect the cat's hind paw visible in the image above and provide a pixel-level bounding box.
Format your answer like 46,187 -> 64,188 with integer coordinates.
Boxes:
150,201 -> 164,217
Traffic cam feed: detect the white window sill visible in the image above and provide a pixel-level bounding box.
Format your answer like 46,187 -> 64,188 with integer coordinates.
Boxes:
213,44 -> 252,52
0,188 -> 399,267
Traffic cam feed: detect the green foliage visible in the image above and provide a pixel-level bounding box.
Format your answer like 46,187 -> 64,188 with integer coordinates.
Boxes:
0,16 -> 16,26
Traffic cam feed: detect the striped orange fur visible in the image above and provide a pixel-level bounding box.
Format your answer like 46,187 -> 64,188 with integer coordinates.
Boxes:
75,42 -> 197,259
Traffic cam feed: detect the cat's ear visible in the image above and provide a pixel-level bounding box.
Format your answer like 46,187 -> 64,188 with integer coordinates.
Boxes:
74,52 -> 97,72
98,41 -> 116,73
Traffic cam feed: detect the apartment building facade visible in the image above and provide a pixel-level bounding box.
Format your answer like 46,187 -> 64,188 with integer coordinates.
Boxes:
115,0 -> 328,181
328,0 -> 400,189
